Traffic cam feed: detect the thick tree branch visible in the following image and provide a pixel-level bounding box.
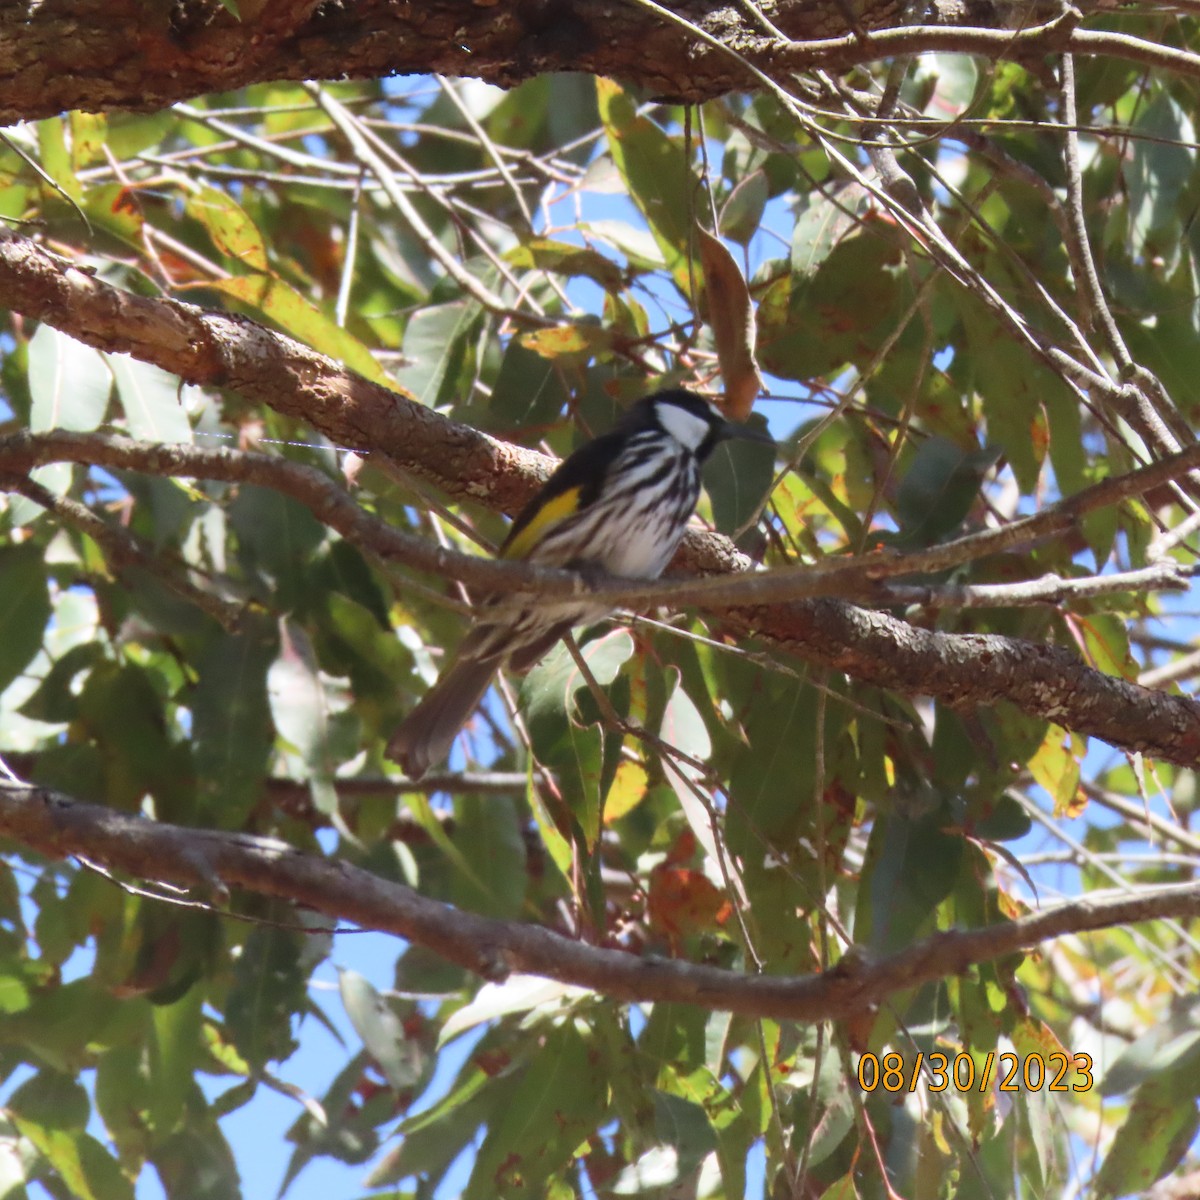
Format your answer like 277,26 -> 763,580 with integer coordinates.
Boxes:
0,229 -> 550,517
4,231 -> 1200,766
2,1 -> 1197,126
2,780 -> 1199,1022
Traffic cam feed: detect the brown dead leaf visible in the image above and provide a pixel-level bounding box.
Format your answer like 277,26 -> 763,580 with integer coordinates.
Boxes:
696,223 -> 763,420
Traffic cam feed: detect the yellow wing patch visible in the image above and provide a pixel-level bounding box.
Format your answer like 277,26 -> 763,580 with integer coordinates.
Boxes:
501,486 -> 582,561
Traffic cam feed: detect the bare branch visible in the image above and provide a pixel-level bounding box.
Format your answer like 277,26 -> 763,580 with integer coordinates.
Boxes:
882,562 -> 1193,610
7,426 -> 1200,614
4,780 -> 1200,1022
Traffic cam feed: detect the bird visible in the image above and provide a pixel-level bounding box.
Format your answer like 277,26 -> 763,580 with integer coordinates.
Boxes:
387,388 -> 774,778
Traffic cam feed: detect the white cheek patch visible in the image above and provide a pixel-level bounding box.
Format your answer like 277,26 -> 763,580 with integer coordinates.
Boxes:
656,402 -> 713,451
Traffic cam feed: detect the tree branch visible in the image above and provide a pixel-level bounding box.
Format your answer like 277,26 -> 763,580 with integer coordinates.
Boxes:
3,780 -> 1200,1022
7,427 -> 1200,613
4,1 -> 1197,127
4,222 -> 1200,765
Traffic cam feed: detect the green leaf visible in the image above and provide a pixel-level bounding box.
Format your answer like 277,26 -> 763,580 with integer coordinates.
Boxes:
487,340 -> 570,432
375,1052 -> 514,1188
152,1124 -> 242,1200
789,183 -> 869,282
8,1071 -> 89,1131
267,619 -> 355,805
28,322 -> 111,433
450,795 -> 527,920
225,924 -> 303,1071
395,300 -> 479,407
651,1089 -> 717,1172
718,169 -> 769,246
18,642 -> 103,723
521,631 -> 633,733
337,969 -> 426,1092
960,308 -> 1063,493
13,1121 -> 134,1200
191,628 -> 275,827
35,118 -> 81,203
465,1021 -> 607,1199
817,1174 -> 860,1200
582,219 -> 666,270
968,793 -> 1031,842
94,1046 -> 151,1142
893,437 -> 998,546
77,662 -> 182,813
106,353 -> 193,443
703,416 -> 774,534
149,983 -> 203,1135
0,544 -> 51,698
856,800 -> 963,957
596,78 -> 696,290
1093,1072 -> 1200,1199
1079,612 -> 1137,681
504,238 -> 624,292
1128,89 -> 1195,262
759,235 -> 901,380
6,464 -> 70,523
228,485 -> 326,609
795,1072 -> 856,1171
1101,1000 -> 1200,1095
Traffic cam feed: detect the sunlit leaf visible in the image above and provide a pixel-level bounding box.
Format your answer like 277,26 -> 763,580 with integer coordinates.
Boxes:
28,323 -> 111,433
185,184 -> 269,271
106,352 -> 193,443
208,274 -> 396,388
596,77 -> 696,290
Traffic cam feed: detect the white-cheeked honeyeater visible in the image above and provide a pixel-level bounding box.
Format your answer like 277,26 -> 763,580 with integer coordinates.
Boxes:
387,388 -> 774,778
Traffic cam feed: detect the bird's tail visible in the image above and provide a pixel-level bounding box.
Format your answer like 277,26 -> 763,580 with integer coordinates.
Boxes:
386,656 -> 498,779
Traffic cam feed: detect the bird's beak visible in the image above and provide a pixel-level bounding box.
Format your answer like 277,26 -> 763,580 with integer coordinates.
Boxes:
719,416 -> 774,447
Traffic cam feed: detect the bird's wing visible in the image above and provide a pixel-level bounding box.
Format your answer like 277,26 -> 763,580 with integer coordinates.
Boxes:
498,430 -> 624,561
499,484 -> 584,561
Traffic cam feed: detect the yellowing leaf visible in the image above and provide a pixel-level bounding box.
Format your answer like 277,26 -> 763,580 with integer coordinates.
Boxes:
185,184 -> 269,271
519,323 -> 612,360
207,274 -> 396,388
69,112 -> 107,170
1029,723 -> 1086,816
603,759 -> 648,822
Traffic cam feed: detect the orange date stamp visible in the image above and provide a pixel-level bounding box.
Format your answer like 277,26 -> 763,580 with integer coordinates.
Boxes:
856,1051 -> 1094,1093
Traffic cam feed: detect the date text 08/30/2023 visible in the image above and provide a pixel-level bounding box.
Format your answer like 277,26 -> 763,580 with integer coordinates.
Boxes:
856,1051 -> 1094,1094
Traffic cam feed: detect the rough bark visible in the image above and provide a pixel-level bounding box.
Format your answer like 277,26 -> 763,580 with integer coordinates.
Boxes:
0,0 -> 1081,124
2,228 -> 1199,767
3,779 -> 1199,1021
